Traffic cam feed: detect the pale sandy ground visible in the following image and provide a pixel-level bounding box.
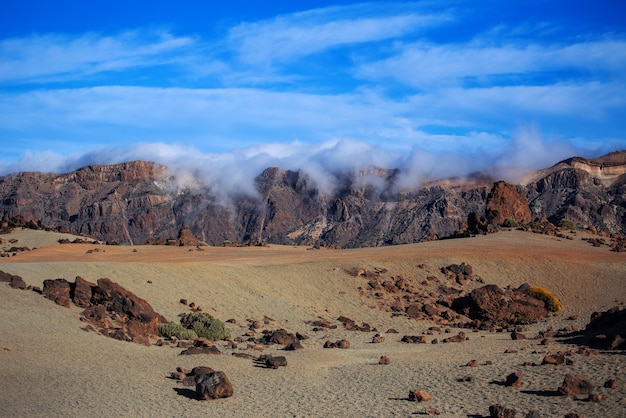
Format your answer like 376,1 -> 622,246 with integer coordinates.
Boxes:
1,228 -> 625,417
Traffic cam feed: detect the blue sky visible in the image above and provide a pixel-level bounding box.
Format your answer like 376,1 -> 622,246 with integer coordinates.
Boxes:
1,1 -> 625,186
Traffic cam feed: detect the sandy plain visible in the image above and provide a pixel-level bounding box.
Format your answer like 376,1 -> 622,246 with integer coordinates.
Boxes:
0,228 -> 625,417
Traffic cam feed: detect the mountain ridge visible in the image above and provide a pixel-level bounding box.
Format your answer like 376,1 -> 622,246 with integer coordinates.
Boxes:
1,151 -> 625,247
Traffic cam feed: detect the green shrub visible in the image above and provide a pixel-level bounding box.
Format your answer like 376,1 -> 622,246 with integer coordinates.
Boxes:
527,286 -> 562,312
557,219 -> 576,230
180,312 -> 230,340
502,218 -> 519,228
157,322 -> 198,340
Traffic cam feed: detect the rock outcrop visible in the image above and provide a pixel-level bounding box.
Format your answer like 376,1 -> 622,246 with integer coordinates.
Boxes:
41,276 -> 166,345
453,285 -> 549,328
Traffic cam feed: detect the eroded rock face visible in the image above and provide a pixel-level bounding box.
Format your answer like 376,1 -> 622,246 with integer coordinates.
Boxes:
486,181 -> 531,227
0,151 -> 624,247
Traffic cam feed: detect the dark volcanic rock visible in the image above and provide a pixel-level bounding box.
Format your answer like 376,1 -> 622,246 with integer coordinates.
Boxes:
72,276 -> 96,308
453,285 -> 548,328
558,374 -> 593,396
43,278 -> 72,308
196,371 -> 233,400
583,307 -> 626,350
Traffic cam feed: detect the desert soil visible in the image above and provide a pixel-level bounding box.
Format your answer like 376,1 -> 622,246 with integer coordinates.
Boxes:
1,228 -> 625,417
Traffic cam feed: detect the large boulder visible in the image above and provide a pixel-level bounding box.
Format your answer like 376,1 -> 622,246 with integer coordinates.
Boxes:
81,278 -> 167,345
72,276 -> 96,308
583,307 -> 626,350
453,285 -> 548,328
558,374 -> 593,396
43,278 -> 72,308
195,371 -> 233,400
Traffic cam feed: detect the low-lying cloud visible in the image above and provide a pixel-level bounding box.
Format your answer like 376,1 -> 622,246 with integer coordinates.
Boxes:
0,129 -> 613,205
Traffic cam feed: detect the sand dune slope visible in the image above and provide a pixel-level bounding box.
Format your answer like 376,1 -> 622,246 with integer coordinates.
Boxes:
1,229 -> 625,417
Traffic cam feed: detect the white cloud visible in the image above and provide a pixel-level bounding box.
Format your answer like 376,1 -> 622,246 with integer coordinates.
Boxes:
356,39 -> 626,90
0,30 -> 195,83
228,3 -> 450,67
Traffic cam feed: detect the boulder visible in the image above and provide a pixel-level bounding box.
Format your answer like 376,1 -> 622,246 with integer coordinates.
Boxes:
72,276 -> 96,308
372,333 -> 385,344
453,285 -> 548,328
265,356 -> 288,369
408,389 -> 432,402
262,329 -> 297,346
442,332 -> 466,343
505,371 -> 523,388
9,275 -> 27,290
541,352 -> 565,365
581,307 -> 626,350
379,355 -> 391,365
558,374 -> 593,396
78,278 -> 167,345
489,404 -> 516,418
42,278 -> 72,307
401,335 -> 427,344
180,346 -> 221,355
195,371 -> 233,400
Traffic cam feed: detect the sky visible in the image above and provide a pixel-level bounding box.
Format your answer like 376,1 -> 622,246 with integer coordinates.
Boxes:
1,0 -> 625,190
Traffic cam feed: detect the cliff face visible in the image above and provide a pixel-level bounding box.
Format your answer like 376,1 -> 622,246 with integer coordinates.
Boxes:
1,152 -> 625,247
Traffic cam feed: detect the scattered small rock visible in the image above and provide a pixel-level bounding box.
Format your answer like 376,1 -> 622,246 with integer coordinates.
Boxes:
505,371 -> 523,388
558,374 -> 593,396
408,389 -> 432,402
379,355 -> 391,365
489,403 -> 516,418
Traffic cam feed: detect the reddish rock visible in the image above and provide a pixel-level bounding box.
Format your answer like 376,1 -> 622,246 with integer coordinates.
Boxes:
604,379 -> 619,388
180,346 -> 221,355
265,355 -> 288,369
453,285 -> 548,328
443,332 -> 466,343
587,393 -> 605,402
485,181 -> 531,226
379,355 -> 391,365
465,360 -> 478,367
558,374 -> 594,396
372,333 -> 385,344
284,341 -> 303,350
488,404 -> 516,418
9,275 -> 27,290
196,371 -> 233,400
511,331 -> 526,340
262,329 -> 297,346
541,352 -> 565,365
401,335 -> 427,344
337,339 -> 350,349
505,371 -> 523,388
42,278 -> 72,307
408,389 -> 432,402
72,276 -> 95,308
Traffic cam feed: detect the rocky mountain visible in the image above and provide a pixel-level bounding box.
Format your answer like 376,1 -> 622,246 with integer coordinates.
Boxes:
1,151 -> 625,247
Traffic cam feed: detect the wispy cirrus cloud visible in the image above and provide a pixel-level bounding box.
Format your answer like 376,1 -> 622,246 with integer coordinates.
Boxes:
0,30 -> 195,84
356,38 -> 626,90
229,8 -> 448,64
